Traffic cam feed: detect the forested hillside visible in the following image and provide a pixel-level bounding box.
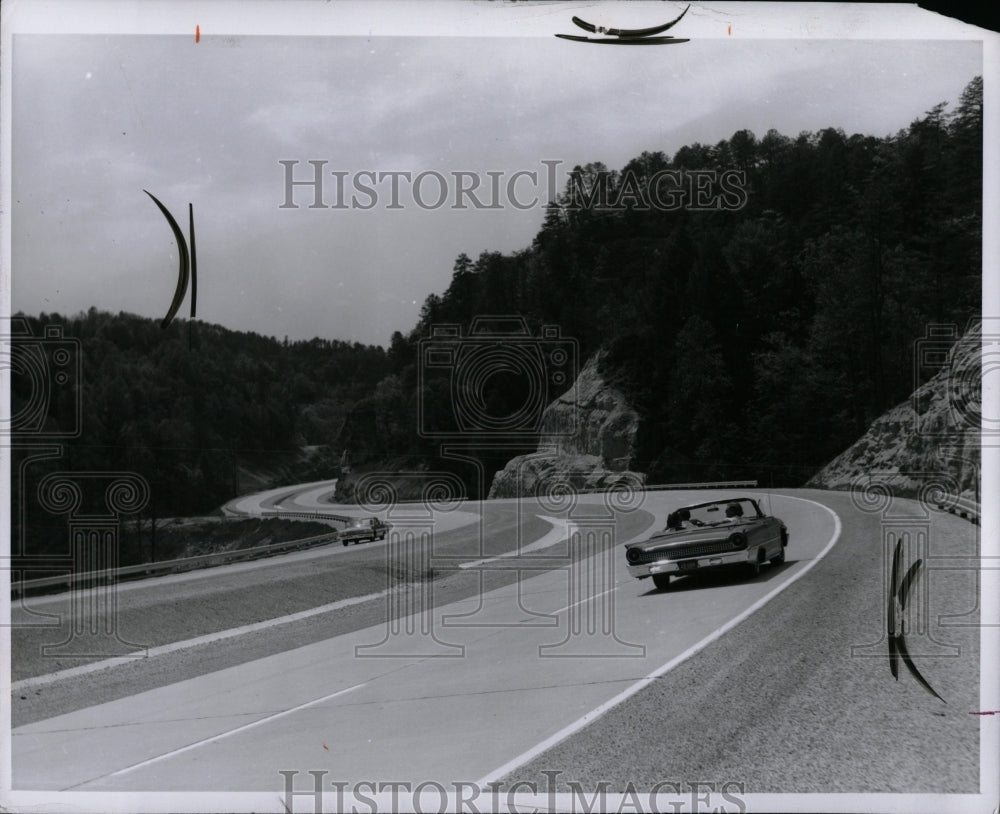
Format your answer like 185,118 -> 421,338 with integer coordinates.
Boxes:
11,310 -> 389,561
13,75 -> 982,549
344,76 -> 982,493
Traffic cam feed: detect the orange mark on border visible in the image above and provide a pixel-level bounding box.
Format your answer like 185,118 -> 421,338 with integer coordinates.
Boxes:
323,743 -> 329,750
727,24 -> 732,36
195,25 -> 201,43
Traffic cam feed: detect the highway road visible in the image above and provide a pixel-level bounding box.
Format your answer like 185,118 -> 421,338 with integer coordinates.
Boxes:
7,486 -> 986,808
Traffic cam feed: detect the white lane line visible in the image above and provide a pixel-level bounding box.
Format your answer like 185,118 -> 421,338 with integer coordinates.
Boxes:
549,586 -> 617,618
100,682 -> 366,780
459,516 -> 570,569
11,496 -> 658,691
12,590 -> 387,692
475,495 -> 843,787
13,521 -> 619,693
15,510 -> 527,690
14,514 -> 572,691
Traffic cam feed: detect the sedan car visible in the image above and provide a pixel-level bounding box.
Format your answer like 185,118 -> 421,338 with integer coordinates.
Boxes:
339,517 -> 390,546
624,497 -> 787,591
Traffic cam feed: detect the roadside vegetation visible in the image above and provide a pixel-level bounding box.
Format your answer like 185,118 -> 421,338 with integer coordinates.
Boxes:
11,77 -> 982,565
353,76 -> 983,491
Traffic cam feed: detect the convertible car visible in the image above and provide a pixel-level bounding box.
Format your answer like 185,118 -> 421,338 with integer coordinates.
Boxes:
624,497 -> 787,591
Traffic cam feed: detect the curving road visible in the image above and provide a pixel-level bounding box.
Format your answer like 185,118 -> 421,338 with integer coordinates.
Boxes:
223,477 -> 484,535
8,487 -> 984,804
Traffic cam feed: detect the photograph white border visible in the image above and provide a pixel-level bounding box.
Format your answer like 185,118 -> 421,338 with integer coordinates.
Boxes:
1,2 -> 997,812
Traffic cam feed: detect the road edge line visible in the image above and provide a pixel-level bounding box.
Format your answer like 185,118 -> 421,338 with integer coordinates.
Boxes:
11,590 -> 386,692
12,509 -> 564,691
475,494 -> 843,788
84,682 -> 367,784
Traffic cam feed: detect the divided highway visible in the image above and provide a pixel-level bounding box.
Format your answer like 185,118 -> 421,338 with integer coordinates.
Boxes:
8,486 -> 983,801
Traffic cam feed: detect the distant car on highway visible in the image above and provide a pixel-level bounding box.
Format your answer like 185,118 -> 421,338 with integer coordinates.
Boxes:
624,497 -> 787,591
339,517 -> 390,546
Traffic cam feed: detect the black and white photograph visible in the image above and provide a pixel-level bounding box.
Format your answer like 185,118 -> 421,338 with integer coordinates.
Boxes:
2,2 -> 997,812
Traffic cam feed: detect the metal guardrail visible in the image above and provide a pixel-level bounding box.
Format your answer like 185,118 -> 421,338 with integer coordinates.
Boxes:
932,495 -> 980,525
11,482 -> 765,597
260,508 -> 353,523
558,479 -> 758,496
640,480 -> 979,528
643,480 -> 758,491
222,503 -> 353,523
10,528 -> 343,598
372,480 -> 760,502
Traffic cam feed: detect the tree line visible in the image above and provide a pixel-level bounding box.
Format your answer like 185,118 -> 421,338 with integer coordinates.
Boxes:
12,75 -> 982,563
349,75 -> 982,491
11,309 -> 390,563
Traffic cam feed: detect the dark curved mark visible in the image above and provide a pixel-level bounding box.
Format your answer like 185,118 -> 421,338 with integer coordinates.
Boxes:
144,190 -> 190,330
898,559 -> 922,611
890,539 -> 903,601
887,542 -> 943,701
571,5 -> 689,38
888,544 -> 900,680
554,35 -> 689,45
887,538 -> 902,678
896,634 -> 946,703
889,633 -> 900,681
188,203 -> 197,319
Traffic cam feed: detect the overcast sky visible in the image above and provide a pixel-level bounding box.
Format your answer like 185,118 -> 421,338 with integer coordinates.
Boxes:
11,25 -> 983,347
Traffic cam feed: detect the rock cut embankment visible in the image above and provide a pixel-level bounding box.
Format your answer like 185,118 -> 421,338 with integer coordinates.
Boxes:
806,322 -> 981,501
488,351 -> 647,498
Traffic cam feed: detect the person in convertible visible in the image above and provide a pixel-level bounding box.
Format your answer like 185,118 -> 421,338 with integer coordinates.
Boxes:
666,507 -> 694,530
723,502 -> 744,521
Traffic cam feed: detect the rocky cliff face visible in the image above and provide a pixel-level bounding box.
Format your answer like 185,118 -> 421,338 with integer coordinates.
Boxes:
806,323 -> 981,501
535,351 -> 641,470
488,352 -> 646,499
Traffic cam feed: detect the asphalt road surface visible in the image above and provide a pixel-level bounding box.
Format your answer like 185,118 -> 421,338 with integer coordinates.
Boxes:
8,486 -> 985,806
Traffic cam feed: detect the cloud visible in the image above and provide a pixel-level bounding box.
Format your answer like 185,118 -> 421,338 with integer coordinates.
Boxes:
12,34 -> 983,346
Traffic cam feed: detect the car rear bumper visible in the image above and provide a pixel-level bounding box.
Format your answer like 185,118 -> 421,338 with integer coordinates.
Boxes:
627,548 -> 757,579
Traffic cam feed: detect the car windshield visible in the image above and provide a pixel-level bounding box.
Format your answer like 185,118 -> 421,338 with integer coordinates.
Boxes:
667,498 -> 759,529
